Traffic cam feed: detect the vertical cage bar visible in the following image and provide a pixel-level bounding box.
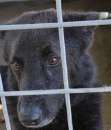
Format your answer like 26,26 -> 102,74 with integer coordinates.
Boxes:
56,0 -> 74,130
0,75 -> 11,130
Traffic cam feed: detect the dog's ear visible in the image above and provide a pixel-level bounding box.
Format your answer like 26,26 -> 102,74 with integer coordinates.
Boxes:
0,30 -> 8,65
63,12 -> 107,51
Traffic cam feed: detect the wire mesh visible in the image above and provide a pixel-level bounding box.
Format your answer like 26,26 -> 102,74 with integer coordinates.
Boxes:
0,0 -> 111,130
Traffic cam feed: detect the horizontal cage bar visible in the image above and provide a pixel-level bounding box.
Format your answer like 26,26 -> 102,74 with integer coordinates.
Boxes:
0,19 -> 111,31
0,87 -> 111,97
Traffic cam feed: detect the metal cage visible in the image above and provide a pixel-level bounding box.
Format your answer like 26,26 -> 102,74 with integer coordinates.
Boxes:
0,0 -> 111,130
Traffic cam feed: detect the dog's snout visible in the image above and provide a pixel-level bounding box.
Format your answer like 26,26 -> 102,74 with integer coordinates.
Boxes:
17,95 -> 58,128
18,103 -> 42,126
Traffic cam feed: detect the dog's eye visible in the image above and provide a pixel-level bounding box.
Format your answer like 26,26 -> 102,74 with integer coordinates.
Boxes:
47,55 -> 60,66
11,57 -> 24,71
13,62 -> 22,71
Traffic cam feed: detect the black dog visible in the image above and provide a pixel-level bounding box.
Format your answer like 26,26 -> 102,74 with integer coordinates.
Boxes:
0,9 -> 102,130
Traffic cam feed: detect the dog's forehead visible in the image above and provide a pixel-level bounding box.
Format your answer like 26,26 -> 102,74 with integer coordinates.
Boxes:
11,29 -> 60,58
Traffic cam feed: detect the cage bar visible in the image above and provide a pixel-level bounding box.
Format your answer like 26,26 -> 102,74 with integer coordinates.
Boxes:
56,0 -> 73,130
0,75 -> 11,130
0,19 -> 111,31
0,85 -> 111,97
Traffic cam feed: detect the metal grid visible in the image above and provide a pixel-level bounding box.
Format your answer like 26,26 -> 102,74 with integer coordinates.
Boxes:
0,0 -> 111,130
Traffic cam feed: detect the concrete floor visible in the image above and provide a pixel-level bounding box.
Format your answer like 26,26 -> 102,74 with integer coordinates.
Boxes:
0,0 -> 111,130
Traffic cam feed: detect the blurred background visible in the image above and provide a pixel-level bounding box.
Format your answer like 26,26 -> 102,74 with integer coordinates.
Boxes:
0,0 -> 111,130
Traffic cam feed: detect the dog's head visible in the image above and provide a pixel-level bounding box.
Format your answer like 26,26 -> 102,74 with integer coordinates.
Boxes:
0,9 -> 100,128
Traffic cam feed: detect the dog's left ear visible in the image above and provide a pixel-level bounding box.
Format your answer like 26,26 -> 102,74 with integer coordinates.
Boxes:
63,12 -> 108,51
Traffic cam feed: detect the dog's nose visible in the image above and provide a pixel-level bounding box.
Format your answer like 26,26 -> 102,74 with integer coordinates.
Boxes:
19,106 -> 42,126
22,118 -> 40,126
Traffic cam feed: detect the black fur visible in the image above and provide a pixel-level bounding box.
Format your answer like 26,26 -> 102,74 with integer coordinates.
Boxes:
0,9 -> 102,130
